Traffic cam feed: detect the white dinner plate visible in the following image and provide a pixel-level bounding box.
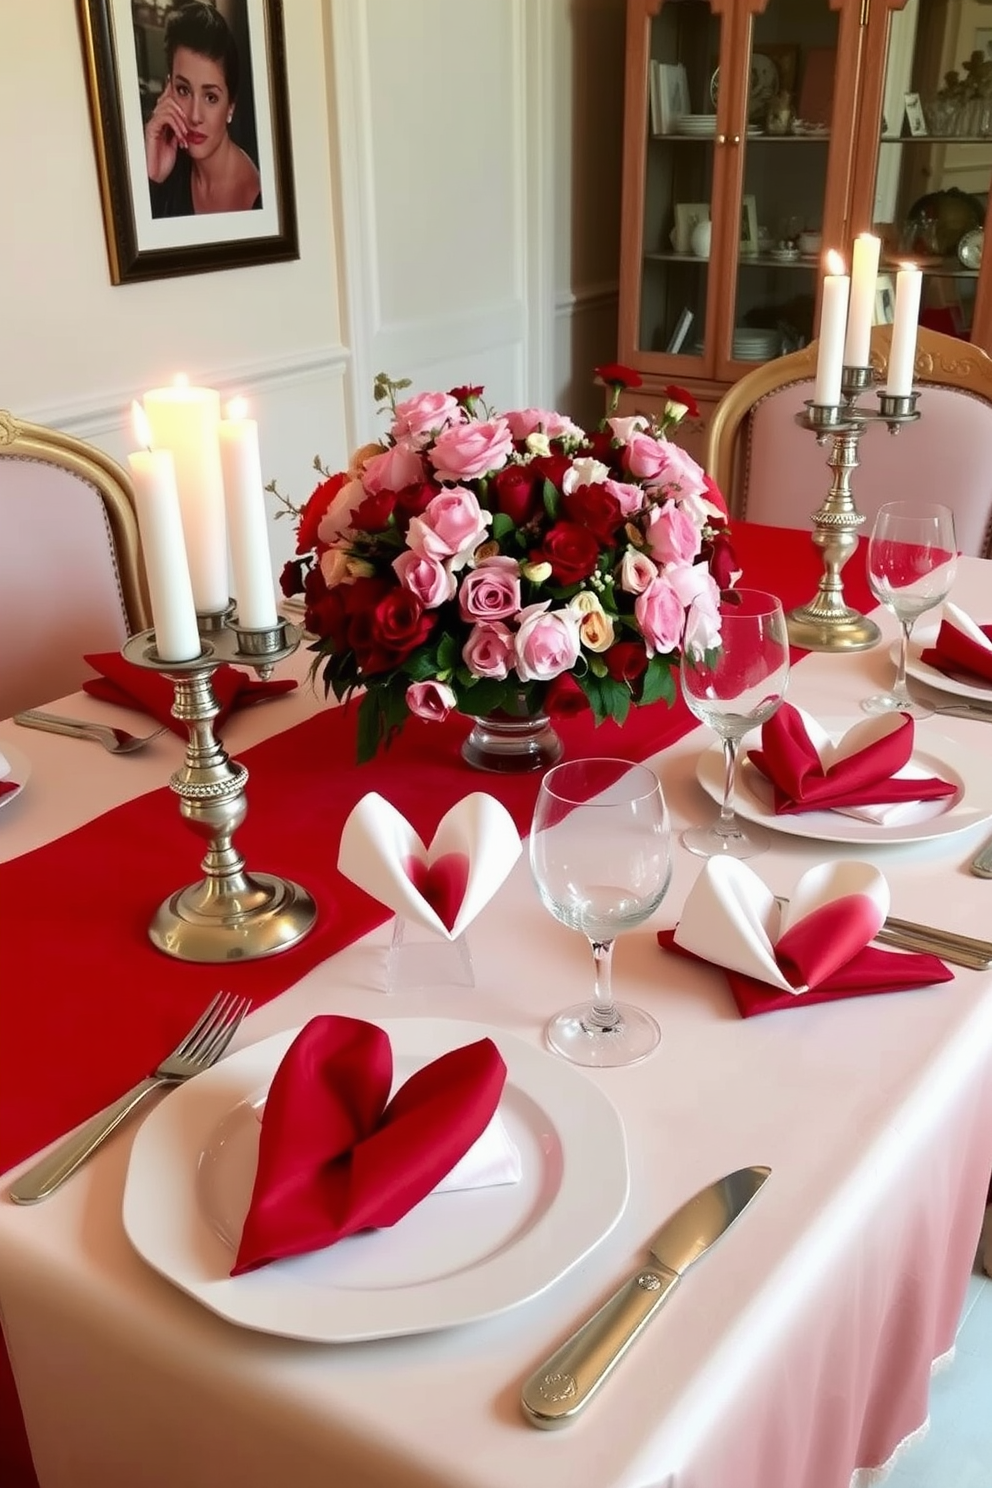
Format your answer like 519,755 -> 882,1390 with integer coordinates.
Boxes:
123,1018 -> 629,1343
0,743 -> 30,810
900,622 -> 992,703
695,720 -> 992,845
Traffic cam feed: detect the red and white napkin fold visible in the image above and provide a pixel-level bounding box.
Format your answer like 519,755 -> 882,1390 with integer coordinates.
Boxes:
657,858 -> 952,1018
232,1015 -> 515,1274
919,603 -> 992,685
338,792 -> 522,940
82,651 -> 297,737
745,703 -> 957,821
0,750 -> 18,800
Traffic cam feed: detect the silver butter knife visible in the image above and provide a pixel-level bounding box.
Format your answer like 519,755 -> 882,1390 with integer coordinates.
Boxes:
971,834 -> 992,879
520,1165 -> 770,1429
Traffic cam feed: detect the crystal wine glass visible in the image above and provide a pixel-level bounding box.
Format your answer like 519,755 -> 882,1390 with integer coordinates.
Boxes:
529,758 -> 672,1068
680,588 -> 790,860
862,501 -> 958,719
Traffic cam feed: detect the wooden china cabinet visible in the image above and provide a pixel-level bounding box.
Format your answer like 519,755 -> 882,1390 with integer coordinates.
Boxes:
617,0 -> 992,458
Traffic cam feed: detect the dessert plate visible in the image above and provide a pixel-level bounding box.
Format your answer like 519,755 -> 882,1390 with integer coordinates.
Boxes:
901,623 -> 992,703
0,743 -> 31,810
123,1018 -> 629,1342
695,722 -> 992,845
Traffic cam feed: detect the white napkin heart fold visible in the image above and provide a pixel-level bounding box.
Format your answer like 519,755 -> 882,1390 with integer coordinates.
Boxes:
435,1110 -> 522,1193
942,601 -> 992,653
674,858 -> 890,994
769,708 -> 943,826
337,792 -> 522,940
0,750 -> 10,779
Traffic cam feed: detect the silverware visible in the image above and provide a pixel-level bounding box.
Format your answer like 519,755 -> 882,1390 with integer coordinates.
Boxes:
774,897 -> 991,970
926,701 -> 992,722
8,991 -> 251,1204
971,834 -> 992,880
14,709 -> 169,754
520,1165 -> 770,1429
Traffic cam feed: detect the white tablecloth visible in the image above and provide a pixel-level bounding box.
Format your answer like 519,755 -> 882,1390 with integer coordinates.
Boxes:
1,569 -> 991,1488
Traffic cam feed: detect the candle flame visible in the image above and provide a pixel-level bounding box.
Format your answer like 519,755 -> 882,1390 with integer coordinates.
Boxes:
226,396 -> 248,421
173,372 -> 190,389
825,250 -> 846,276
131,401 -> 152,451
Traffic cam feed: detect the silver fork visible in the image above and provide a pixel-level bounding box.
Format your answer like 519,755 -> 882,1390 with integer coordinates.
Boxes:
8,991 -> 251,1205
14,709 -> 170,754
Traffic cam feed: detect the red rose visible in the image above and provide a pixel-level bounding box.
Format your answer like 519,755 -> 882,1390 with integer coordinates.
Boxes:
393,480 -> 440,527
663,384 -> 700,420
563,484 -> 623,544
351,488 -> 396,531
529,452 -> 572,491
595,363 -> 642,391
279,558 -> 307,598
704,531 -> 740,590
302,569 -> 350,648
532,521 -> 600,585
585,428 -> 622,471
702,472 -> 728,518
544,673 -> 591,716
296,472 -> 349,555
491,464 -> 540,524
449,384 -> 484,406
350,587 -> 436,675
604,641 -> 649,689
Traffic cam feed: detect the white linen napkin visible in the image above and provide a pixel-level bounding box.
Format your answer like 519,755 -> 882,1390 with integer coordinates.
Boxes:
337,791 -> 522,940
674,858 -> 889,994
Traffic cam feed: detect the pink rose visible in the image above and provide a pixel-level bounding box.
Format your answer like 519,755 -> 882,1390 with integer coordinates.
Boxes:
392,549 -> 456,608
458,555 -> 521,623
463,621 -> 515,679
406,680 -> 457,723
624,434 -> 708,502
316,478 -> 368,544
428,418 -> 514,482
505,408 -> 584,442
667,563 -> 722,652
362,442 -> 426,495
514,602 -> 581,682
604,477 -> 645,517
606,414 -> 648,444
406,486 -> 492,570
634,575 -> 685,657
618,548 -> 658,595
391,391 -> 463,447
644,499 -> 703,566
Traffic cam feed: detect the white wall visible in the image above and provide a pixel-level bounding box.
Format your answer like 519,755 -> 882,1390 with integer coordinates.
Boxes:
1,0 -> 625,579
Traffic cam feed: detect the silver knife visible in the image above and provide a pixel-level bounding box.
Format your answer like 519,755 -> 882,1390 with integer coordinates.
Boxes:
520,1165 -> 770,1429
971,834 -> 992,879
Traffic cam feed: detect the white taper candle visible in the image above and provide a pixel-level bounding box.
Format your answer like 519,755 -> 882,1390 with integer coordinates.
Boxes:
884,265 -> 923,397
843,233 -> 881,368
127,403 -> 201,662
218,399 -> 278,629
813,251 -> 850,407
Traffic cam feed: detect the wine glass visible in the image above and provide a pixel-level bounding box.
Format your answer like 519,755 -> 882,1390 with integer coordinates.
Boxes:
680,588 -> 790,860
529,758 -> 672,1068
862,501 -> 958,719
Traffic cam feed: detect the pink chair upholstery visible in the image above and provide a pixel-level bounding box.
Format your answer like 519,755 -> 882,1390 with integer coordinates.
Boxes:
705,326 -> 992,559
0,414 -> 149,718
739,379 -> 992,557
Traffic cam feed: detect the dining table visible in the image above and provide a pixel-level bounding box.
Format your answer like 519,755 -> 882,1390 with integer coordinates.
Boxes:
1,521 -> 991,1488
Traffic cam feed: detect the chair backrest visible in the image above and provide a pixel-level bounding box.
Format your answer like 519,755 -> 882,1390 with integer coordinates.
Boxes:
705,325 -> 992,559
0,411 -> 150,718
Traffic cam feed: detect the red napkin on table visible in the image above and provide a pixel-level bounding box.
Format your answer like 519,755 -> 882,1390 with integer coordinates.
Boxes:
82,651 -> 297,737
919,607 -> 992,684
232,1015 -> 508,1275
0,781 -> 18,799
746,703 -> 957,815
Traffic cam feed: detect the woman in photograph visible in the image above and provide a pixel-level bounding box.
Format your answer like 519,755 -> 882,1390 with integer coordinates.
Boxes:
144,1 -> 261,217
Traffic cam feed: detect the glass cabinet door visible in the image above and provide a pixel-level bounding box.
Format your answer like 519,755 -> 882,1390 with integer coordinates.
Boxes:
867,0 -> 992,345
724,0 -> 846,376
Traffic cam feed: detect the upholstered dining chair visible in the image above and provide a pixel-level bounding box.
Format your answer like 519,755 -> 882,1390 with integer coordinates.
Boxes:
0,410 -> 150,718
705,325 -> 992,559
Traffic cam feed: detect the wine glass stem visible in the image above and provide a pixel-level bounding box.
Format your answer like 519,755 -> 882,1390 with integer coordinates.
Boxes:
587,939 -> 621,1032
719,737 -> 741,830
893,619 -> 913,701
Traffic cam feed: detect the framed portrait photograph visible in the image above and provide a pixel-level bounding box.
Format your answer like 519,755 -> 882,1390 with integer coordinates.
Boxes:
740,195 -> 759,256
874,273 -> 896,324
77,0 -> 298,284
904,91 -> 928,138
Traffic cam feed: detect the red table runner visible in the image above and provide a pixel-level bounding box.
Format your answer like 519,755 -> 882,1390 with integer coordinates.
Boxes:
0,524 -> 871,1486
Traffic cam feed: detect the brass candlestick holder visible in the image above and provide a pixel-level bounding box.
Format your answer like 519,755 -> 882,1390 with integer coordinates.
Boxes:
122,608 -> 317,964
788,364 -> 921,651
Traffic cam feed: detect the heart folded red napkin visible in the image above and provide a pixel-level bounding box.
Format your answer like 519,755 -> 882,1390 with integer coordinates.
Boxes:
746,703 -> 956,814
919,608 -> 992,684
82,651 -> 297,736
232,1015 -> 508,1274
0,780 -> 18,799
657,927 -> 953,1017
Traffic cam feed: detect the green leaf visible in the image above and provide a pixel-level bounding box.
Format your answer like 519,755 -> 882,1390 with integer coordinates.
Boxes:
542,478 -> 560,521
639,655 -> 677,708
491,512 -> 516,542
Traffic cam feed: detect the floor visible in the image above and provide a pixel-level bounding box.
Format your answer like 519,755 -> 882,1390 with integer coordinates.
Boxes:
883,1213 -> 992,1488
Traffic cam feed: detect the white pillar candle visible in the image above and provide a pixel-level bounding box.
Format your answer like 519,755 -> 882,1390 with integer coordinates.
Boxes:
143,377 -> 229,615
218,399 -> 278,629
843,233 -> 881,368
127,404 -> 201,662
813,251 -> 850,407
884,264 -> 923,397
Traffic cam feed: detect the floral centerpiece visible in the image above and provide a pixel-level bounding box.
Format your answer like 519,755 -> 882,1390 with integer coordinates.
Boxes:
273,366 -> 736,764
